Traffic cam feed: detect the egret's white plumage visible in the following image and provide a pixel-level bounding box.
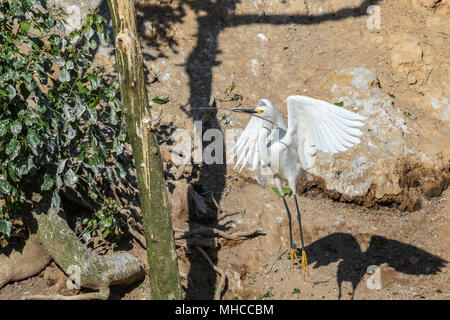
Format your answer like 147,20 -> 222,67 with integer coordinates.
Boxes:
231,95 -> 366,274
232,95 -> 366,192
230,99 -> 287,172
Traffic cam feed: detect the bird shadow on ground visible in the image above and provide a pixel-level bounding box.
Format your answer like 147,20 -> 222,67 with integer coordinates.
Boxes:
96,0 -> 383,299
305,232 -> 447,299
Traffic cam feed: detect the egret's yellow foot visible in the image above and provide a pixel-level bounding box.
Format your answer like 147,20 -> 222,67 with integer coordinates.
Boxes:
290,248 -> 301,271
301,250 -> 308,275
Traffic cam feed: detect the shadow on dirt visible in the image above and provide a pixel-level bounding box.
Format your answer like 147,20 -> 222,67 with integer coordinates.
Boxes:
306,232 -> 447,299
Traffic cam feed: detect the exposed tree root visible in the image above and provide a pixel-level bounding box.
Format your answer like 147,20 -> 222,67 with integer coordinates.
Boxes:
0,233 -> 51,290
129,221 -> 263,250
29,208 -> 145,298
196,247 -> 227,300
126,219 -> 147,249
23,288 -> 110,300
0,207 -> 145,300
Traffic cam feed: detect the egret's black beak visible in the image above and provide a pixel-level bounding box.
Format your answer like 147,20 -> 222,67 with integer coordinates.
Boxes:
232,108 -> 257,114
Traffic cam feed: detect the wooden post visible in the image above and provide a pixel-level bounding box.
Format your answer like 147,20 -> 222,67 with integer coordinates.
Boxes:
107,0 -> 182,299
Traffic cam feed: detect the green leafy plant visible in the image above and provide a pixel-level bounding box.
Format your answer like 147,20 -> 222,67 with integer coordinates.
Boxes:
224,81 -> 236,95
0,0 -> 127,238
79,200 -> 120,243
291,288 -> 301,294
334,101 -> 344,107
272,187 -> 292,198
152,96 -> 169,104
256,290 -> 273,300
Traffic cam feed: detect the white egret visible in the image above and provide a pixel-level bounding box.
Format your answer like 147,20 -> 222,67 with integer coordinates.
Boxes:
231,95 -> 366,274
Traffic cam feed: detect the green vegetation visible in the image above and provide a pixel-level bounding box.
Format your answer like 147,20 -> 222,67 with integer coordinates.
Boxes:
272,187 -> 292,198
0,0 -> 127,239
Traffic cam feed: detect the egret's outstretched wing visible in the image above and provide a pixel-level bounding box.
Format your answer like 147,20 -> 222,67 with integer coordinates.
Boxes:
286,95 -> 366,169
230,115 -> 271,172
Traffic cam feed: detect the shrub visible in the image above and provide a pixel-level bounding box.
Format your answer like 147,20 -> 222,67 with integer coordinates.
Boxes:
0,0 -> 127,238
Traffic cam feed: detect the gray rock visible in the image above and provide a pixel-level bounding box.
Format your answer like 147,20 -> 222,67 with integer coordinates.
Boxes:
47,0 -> 104,33
302,67 -> 449,210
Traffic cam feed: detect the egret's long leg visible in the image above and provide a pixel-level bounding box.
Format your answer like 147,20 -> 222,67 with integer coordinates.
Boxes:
294,195 -> 308,275
282,196 -> 301,271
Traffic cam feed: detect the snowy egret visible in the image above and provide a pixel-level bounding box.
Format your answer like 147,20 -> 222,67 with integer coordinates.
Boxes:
231,96 -> 366,274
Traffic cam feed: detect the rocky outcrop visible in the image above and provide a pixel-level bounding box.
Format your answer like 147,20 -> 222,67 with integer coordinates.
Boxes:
230,68 -> 449,211
301,67 -> 449,210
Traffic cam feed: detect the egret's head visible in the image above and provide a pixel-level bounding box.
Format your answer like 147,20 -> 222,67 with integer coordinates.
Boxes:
232,99 -> 279,123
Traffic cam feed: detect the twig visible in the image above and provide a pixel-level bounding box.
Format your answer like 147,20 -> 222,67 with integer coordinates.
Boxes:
196,247 -> 227,300
210,194 -> 244,221
305,271 -> 334,283
174,162 -> 187,180
210,195 -> 233,214
127,220 -> 147,249
209,194 -> 239,217
265,245 -> 287,274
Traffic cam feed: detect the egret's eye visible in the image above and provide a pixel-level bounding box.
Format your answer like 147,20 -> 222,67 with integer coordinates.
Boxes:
256,109 -> 264,114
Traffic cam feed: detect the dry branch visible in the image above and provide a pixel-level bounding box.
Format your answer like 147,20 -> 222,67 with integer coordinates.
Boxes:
175,226 -> 264,241
23,288 -> 110,300
196,247 -> 227,300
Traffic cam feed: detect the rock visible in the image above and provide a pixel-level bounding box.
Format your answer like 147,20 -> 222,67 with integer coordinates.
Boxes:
392,38 -> 423,73
188,187 -> 211,218
167,180 -> 213,230
47,0 -> 104,33
430,97 -> 450,121
229,67 -> 449,210
301,67 -> 449,210
391,35 -> 424,84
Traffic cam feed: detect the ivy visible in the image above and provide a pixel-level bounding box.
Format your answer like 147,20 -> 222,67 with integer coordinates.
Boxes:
0,0 -> 128,238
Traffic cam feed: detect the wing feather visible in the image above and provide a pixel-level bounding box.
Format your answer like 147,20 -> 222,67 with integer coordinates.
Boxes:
324,116 -> 361,146
321,117 -> 356,149
286,95 -> 366,168
232,116 -> 270,172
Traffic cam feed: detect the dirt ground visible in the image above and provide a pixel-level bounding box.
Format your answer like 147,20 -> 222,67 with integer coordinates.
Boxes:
1,0 -> 449,300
